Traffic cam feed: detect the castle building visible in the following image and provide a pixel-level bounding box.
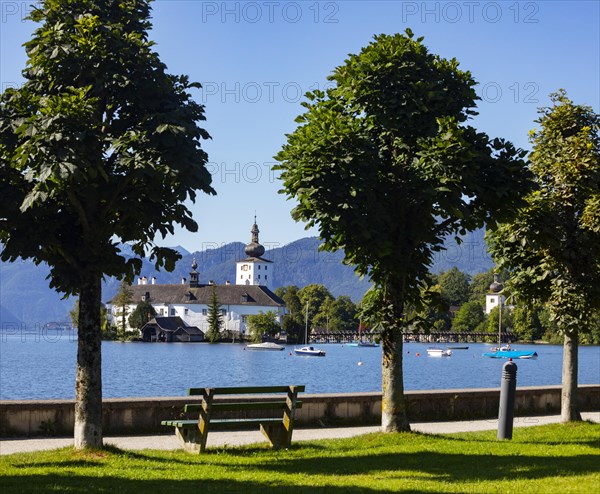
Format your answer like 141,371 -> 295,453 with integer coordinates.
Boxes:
105,219 -> 285,340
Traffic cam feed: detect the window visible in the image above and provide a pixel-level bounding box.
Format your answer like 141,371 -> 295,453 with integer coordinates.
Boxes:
265,275 -> 267,280
490,298 -> 495,303
184,308 -> 188,315
240,275 -> 243,279
242,264 -> 248,271
221,309 -> 226,316
159,308 -> 164,316
241,315 -> 248,323
258,265 -> 261,270
202,309 -> 207,316
170,308 -> 175,316
265,265 -> 268,270
258,274 -> 261,280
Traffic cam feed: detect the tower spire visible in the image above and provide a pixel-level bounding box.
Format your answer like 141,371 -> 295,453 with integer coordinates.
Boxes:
245,216 -> 265,258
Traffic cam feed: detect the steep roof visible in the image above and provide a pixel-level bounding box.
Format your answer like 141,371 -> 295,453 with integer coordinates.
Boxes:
148,316 -> 186,331
109,284 -> 284,307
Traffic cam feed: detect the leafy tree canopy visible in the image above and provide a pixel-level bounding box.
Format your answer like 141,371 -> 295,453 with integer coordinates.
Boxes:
439,267 -> 471,307
0,0 -> 215,295
128,300 -> 156,331
275,30 -> 529,432
487,91 -> 600,333
248,311 -> 281,343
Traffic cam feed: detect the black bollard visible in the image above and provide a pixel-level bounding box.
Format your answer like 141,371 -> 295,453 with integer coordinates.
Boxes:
497,359 -> 517,440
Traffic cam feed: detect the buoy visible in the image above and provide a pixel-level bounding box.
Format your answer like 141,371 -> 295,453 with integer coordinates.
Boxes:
416,353 -> 420,357
358,361 -> 364,366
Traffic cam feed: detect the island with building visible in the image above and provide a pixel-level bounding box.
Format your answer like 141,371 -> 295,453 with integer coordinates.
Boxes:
105,219 -> 285,343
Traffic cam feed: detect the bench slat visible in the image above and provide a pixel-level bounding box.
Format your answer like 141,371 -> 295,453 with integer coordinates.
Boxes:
188,385 -> 305,396
184,400 -> 303,413
161,418 -> 284,429
161,419 -> 198,428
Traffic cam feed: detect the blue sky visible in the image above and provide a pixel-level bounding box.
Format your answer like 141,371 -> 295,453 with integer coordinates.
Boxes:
1,1 -> 599,253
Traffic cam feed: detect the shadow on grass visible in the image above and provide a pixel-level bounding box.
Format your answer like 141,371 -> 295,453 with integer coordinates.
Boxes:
0,476 -> 404,494
250,449 -> 598,482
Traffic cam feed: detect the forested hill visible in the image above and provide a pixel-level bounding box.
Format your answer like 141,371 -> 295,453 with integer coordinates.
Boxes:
0,230 -> 492,326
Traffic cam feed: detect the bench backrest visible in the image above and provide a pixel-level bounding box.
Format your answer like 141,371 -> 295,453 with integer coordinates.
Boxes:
188,385 -> 305,396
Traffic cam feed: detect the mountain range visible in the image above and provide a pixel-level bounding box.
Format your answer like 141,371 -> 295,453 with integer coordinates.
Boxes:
0,230 -> 492,327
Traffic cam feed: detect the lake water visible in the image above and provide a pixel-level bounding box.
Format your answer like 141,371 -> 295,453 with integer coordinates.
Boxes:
0,332 -> 598,400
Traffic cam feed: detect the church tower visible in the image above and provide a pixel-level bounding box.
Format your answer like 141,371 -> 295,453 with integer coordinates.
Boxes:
485,273 -> 505,314
236,217 -> 273,286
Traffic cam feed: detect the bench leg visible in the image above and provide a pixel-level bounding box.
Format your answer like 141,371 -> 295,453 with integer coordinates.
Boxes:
175,426 -> 202,453
260,422 -> 291,449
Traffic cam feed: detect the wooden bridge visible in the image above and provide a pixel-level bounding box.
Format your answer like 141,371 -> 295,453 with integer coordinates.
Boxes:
310,331 -> 516,344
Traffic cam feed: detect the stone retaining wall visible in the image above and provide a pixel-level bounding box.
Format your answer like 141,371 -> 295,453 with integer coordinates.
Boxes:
1,385 -> 598,437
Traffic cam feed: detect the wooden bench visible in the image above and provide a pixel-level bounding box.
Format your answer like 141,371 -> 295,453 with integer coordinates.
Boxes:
162,385 -> 305,453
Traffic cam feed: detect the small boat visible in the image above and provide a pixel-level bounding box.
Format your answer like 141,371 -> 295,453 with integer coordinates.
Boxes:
483,349 -> 538,359
294,346 -> 326,357
347,341 -> 378,347
427,348 -> 452,357
358,341 -> 379,347
246,342 -> 285,351
447,346 -> 469,350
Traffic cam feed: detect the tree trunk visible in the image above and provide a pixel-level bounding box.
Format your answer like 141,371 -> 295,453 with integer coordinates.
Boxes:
561,328 -> 581,422
381,325 -> 410,432
380,279 -> 410,433
74,273 -> 103,449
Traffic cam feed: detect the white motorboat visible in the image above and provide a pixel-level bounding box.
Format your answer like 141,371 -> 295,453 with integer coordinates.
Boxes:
294,346 -> 326,357
246,342 -> 285,351
427,348 -> 452,357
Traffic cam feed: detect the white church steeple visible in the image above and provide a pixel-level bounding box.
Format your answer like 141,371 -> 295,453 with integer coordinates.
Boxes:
236,216 -> 273,286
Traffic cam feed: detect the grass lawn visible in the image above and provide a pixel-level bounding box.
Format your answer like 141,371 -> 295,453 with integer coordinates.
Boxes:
1,422 -> 598,493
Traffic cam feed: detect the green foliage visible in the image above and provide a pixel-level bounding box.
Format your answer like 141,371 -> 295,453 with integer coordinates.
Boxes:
468,270 -> 495,304
128,300 -> 156,331
276,285 -> 304,343
439,267 -> 471,307
297,284 -> 333,330
487,91 -> 600,334
112,280 -> 133,338
206,285 -> 223,343
486,306 -> 514,336
452,301 -> 484,332
0,0 -> 215,295
512,304 -> 544,342
247,311 -> 281,343
275,31 -> 529,326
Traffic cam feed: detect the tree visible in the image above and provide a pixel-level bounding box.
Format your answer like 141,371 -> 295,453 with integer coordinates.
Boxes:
275,285 -> 304,343
512,305 -> 543,342
451,301 -> 484,332
206,285 -> 223,343
128,300 -> 157,333
275,31 -> 528,432
247,311 -> 281,343
487,91 -> 600,422
297,284 -> 333,332
112,280 -> 133,338
468,270 -> 495,304
329,295 -> 359,332
0,0 -> 214,448
486,306 -> 514,337
439,267 -> 470,307
70,300 -> 112,338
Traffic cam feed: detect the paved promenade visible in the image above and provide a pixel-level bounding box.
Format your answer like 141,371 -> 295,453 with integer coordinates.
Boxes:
1,412 -> 598,456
